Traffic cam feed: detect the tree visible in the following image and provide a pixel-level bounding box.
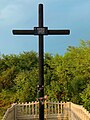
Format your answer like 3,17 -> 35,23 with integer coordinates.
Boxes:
14,69 -> 38,102
81,84 -> 90,111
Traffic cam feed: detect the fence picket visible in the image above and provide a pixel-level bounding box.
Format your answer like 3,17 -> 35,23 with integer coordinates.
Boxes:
29,102 -> 31,114
54,101 -> 56,114
25,102 -> 27,114
58,101 -> 59,115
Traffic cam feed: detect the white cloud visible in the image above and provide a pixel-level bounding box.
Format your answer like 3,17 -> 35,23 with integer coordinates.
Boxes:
0,5 -> 18,18
0,4 -> 23,25
0,0 -> 35,26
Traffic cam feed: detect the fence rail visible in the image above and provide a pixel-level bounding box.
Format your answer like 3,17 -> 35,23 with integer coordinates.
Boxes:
2,103 -> 17,120
70,102 -> 90,120
2,101 -> 90,120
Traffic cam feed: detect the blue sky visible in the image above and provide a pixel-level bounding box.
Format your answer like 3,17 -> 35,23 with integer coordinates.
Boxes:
0,0 -> 90,56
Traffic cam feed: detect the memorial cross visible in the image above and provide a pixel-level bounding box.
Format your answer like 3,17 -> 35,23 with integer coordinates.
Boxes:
12,4 -> 70,120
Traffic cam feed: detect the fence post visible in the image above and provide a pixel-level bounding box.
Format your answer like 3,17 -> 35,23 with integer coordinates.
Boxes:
14,103 -> 17,120
68,102 -> 71,120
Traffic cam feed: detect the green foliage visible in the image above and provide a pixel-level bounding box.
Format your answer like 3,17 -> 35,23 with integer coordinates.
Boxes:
0,89 -> 15,118
14,69 -> 38,102
0,40 -> 90,118
0,66 -> 18,90
81,84 -> 90,111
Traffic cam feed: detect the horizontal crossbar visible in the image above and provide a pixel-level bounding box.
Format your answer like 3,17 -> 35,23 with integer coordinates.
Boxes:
12,30 -> 34,35
12,29 -> 70,35
48,30 -> 70,35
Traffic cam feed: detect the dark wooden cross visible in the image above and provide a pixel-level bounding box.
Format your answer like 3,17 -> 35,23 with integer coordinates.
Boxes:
12,4 -> 70,120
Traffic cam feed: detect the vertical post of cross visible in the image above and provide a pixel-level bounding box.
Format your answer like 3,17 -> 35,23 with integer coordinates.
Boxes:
38,4 -> 44,120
